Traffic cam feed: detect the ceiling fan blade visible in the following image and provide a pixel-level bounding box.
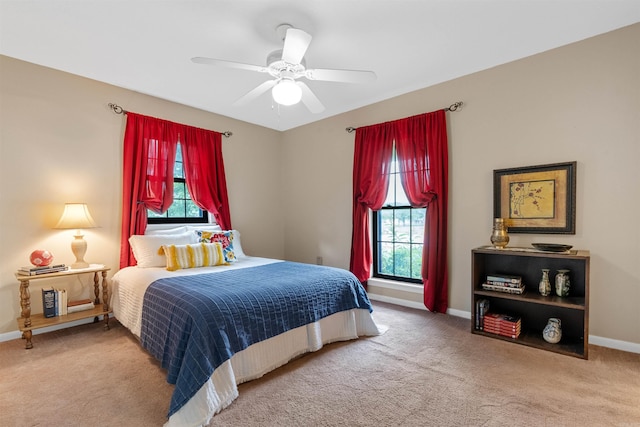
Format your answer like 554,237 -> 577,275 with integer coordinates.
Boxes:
297,82 -> 325,114
281,28 -> 312,64
305,68 -> 377,84
233,80 -> 277,106
191,57 -> 267,73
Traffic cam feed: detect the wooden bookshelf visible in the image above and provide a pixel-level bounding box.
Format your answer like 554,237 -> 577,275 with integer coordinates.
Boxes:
15,264 -> 111,349
472,247 -> 589,359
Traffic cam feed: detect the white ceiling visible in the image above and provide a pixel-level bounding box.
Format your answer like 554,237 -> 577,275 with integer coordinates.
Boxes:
1,1 -> 639,131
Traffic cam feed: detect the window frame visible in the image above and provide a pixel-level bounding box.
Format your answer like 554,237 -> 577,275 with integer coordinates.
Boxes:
147,143 -> 209,225
372,146 -> 425,284
372,206 -> 425,284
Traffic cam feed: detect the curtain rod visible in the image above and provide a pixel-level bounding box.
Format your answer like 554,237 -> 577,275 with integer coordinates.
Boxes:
108,103 -> 233,138
345,101 -> 463,133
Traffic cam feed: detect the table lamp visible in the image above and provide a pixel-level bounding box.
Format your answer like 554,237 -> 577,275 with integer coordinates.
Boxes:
54,203 -> 97,269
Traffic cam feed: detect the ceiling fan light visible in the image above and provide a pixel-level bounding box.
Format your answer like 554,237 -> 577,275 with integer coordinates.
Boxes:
272,79 -> 302,106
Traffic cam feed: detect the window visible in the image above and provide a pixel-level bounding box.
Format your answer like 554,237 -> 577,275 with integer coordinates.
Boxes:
147,144 -> 208,224
373,149 -> 426,283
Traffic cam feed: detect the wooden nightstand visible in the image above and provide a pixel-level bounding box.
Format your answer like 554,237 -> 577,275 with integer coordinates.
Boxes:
15,264 -> 112,349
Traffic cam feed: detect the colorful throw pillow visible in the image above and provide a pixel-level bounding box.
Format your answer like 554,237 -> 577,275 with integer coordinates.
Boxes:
195,230 -> 237,263
160,242 -> 227,271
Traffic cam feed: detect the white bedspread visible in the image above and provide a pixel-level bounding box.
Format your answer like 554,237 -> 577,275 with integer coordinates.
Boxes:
111,257 -> 381,427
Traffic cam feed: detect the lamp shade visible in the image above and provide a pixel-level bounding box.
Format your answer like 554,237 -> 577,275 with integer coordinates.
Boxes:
272,79 -> 302,106
54,203 -> 96,269
55,203 -> 97,229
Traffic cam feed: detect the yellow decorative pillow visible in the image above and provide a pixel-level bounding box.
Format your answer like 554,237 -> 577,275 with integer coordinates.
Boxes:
159,242 -> 228,271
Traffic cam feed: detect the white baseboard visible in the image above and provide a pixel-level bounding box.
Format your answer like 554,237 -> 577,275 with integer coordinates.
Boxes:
368,292 -> 639,355
4,296 -> 638,356
368,293 -> 470,318
0,318 -> 96,344
589,335 -> 640,354
368,293 -> 429,311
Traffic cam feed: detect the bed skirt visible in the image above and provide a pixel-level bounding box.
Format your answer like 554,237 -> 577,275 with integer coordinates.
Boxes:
165,307 -> 381,427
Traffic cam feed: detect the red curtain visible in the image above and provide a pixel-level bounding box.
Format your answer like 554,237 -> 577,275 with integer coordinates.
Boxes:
349,123 -> 394,285
349,110 -> 449,312
181,126 -> 232,230
120,113 -> 178,268
394,110 -> 449,313
119,113 -> 231,268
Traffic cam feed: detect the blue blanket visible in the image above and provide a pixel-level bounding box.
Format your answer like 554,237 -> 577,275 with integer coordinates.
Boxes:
140,261 -> 373,418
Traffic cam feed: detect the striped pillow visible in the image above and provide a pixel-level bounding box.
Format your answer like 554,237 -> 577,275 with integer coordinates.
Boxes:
159,242 -> 228,271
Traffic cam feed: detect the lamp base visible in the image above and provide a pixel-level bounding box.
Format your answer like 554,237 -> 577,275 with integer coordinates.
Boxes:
70,261 -> 90,269
70,233 -> 89,270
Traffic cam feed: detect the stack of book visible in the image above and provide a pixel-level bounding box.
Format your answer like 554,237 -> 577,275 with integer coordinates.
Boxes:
482,274 -> 525,294
41,288 -> 94,318
42,287 -> 67,317
18,264 -> 68,276
483,312 -> 522,338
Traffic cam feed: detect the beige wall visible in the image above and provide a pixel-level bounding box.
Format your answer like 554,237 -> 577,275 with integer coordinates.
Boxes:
282,23 -> 640,347
0,56 -> 284,335
1,23 -> 638,349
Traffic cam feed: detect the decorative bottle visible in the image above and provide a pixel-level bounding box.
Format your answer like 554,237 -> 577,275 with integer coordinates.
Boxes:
538,269 -> 551,296
490,218 -> 509,248
543,318 -> 562,344
555,269 -> 571,297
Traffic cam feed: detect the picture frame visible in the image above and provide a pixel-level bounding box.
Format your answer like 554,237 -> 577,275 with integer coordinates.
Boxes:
493,161 -> 576,234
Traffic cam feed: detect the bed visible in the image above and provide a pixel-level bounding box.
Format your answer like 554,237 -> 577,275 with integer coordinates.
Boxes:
111,230 -> 380,427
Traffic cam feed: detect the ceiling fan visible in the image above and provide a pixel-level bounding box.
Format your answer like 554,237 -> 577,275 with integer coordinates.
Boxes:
191,24 -> 377,113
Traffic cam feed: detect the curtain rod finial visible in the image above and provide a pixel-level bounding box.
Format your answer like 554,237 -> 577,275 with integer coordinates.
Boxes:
108,103 -> 126,114
222,131 -> 232,138
447,101 -> 463,112
346,127 -> 356,133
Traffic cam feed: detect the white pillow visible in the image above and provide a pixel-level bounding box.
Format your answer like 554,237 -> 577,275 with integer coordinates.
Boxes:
145,226 -> 188,235
230,229 -> 246,258
186,224 -> 222,233
129,232 -> 197,267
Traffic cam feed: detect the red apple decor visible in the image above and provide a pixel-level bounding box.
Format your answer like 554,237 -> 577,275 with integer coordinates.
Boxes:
30,249 -> 54,267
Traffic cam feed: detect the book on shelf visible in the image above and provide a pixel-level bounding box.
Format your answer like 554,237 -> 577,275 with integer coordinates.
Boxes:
484,279 -> 524,288
67,298 -> 92,307
484,312 -> 521,325
484,328 -> 521,337
41,287 -> 56,318
20,264 -> 66,272
18,264 -> 68,276
486,274 -> 522,284
56,288 -> 68,316
483,322 -> 521,333
67,299 -> 95,313
484,316 -> 521,331
475,299 -> 490,330
483,328 -> 520,339
481,282 -> 526,294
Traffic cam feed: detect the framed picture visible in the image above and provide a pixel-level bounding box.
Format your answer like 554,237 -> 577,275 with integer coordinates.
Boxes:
493,161 -> 576,234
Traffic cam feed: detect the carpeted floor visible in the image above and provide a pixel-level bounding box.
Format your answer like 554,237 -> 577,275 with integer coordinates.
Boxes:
1,301 -> 639,426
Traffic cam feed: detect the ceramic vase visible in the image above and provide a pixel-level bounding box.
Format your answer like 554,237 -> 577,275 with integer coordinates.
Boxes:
543,318 -> 562,344
490,218 -> 509,248
555,269 -> 571,297
539,269 -> 551,296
